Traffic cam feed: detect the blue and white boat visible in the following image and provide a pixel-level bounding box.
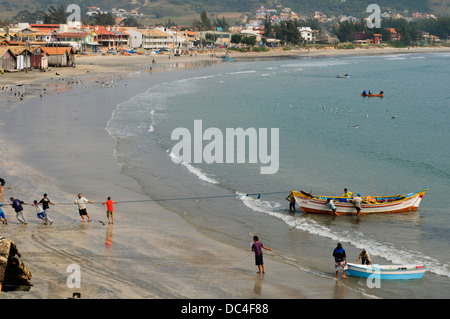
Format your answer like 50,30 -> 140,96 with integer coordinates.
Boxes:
346,263 -> 427,280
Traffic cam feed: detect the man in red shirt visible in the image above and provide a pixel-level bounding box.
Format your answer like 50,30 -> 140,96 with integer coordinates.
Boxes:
102,197 -> 118,224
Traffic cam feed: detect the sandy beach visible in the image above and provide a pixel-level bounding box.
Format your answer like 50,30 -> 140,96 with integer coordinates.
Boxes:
0,45 -> 448,301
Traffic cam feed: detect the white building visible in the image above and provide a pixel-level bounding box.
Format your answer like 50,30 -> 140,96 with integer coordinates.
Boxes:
124,28 -> 143,48
298,27 -> 317,43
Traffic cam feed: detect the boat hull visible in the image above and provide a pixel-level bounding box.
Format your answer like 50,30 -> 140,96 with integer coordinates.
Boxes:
293,188 -> 427,215
361,93 -> 383,97
346,263 -> 427,280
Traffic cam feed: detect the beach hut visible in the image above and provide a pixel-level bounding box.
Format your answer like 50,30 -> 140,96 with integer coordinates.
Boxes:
9,46 -> 33,70
40,46 -> 76,67
0,47 -> 17,72
31,46 -> 49,70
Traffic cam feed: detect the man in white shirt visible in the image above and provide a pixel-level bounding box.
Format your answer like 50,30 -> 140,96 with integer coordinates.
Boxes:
74,194 -> 94,222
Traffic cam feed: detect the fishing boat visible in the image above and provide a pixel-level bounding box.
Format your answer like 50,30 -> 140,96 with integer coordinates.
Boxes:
292,188 -> 427,215
361,93 -> 383,97
337,74 -> 351,78
346,263 -> 427,280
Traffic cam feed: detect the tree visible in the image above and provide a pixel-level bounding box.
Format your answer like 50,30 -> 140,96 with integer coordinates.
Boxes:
95,12 -> 116,26
231,33 -> 243,44
44,5 -> 67,24
193,10 -> 212,31
123,17 -> 140,27
241,36 -> 256,46
214,17 -> 229,31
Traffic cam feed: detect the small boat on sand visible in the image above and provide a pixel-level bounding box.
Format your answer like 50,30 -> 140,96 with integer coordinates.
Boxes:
346,263 -> 427,279
292,188 -> 427,215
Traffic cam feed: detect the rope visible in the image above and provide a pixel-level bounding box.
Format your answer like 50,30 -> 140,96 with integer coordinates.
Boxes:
50,191 -> 291,206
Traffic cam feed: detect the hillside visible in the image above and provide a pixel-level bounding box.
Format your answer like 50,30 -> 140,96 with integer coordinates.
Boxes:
1,0 -> 449,22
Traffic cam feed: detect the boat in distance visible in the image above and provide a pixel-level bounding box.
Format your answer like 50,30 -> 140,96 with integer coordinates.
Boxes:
346,263 -> 427,280
292,188 -> 427,215
361,93 -> 383,97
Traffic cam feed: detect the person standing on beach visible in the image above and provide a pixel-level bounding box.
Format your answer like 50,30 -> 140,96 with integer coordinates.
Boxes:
39,193 -> 54,225
0,202 -> 7,224
333,242 -> 347,279
0,177 -> 5,197
102,196 -> 118,224
10,197 -> 29,225
251,236 -> 272,274
285,192 -> 296,212
74,194 -> 93,222
352,193 -> 362,216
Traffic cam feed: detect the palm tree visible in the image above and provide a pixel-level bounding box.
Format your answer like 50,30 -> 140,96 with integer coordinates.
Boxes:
44,5 -> 67,24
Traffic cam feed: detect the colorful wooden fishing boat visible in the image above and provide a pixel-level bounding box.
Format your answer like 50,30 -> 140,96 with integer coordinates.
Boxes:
346,263 -> 427,279
292,188 -> 427,215
337,74 -> 351,78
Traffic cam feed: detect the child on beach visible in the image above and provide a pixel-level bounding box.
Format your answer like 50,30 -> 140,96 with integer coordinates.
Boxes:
0,203 -> 7,224
32,200 -> 46,224
102,196 -> 118,224
251,236 -> 272,274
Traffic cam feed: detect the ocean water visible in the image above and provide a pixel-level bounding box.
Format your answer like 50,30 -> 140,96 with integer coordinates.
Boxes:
105,52 -> 450,298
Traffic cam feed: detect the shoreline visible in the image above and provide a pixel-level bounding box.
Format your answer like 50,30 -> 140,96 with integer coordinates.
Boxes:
2,46 -> 447,299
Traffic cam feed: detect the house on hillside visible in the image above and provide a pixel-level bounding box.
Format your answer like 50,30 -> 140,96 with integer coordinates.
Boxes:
0,47 -> 17,72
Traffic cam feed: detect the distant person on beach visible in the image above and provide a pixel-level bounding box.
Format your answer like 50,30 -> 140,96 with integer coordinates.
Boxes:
355,249 -> 372,266
10,197 -> 29,225
32,200 -> 46,224
251,235 -> 272,274
0,203 -> 7,224
0,177 -> 5,197
342,188 -> 353,198
39,193 -> 54,225
326,198 -> 339,216
333,242 -> 347,279
285,192 -> 296,212
74,194 -> 93,222
352,193 -> 362,216
102,196 -> 118,224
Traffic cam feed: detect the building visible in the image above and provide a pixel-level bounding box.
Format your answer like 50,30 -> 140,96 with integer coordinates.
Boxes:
139,29 -> 171,49
0,47 -> 16,72
31,46 -> 49,70
298,27 -> 318,43
373,34 -> 383,44
124,28 -> 143,48
94,26 -> 129,51
8,46 -> 33,70
40,46 -> 76,67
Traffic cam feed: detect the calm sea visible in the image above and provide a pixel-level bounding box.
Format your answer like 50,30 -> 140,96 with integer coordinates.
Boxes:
106,52 -> 450,298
